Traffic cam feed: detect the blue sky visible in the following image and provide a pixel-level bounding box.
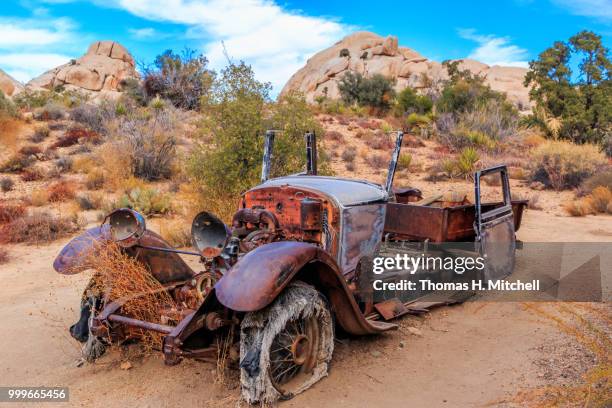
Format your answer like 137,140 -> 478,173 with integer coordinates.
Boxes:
1,0 -> 610,95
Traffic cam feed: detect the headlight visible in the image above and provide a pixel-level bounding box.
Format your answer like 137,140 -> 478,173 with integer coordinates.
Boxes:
191,211 -> 229,258
106,208 -> 146,248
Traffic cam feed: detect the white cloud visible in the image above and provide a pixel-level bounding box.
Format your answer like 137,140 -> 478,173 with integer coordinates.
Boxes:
458,29 -> 529,67
103,0 -> 350,94
551,0 -> 612,22
0,17 -> 74,48
0,53 -> 72,83
129,27 -> 158,39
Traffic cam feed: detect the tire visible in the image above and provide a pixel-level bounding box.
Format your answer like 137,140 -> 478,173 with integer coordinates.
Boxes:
239,281 -> 334,404
70,280 -> 106,362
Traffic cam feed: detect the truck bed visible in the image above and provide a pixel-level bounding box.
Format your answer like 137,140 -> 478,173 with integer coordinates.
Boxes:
383,200 -> 528,242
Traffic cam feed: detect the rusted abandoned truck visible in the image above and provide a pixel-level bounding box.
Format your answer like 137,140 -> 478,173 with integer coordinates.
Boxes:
54,131 -> 527,403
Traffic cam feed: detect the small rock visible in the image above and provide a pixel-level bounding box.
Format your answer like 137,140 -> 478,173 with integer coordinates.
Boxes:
407,326 -> 423,336
399,341 -> 406,348
120,361 -> 132,370
370,350 -> 382,357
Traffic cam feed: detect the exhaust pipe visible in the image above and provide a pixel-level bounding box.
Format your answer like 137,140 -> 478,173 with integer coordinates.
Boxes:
305,131 -> 317,175
261,130 -> 275,182
385,131 -> 404,193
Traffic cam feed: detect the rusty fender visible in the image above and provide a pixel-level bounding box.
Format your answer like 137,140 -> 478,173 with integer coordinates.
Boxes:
53,227 -> 195,284
215,241 -> 396,335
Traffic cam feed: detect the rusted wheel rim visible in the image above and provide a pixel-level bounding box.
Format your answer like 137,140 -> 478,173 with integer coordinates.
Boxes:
269,315 -> 320,394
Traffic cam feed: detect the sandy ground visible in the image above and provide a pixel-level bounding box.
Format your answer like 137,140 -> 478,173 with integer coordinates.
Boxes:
0,212 -> 610,408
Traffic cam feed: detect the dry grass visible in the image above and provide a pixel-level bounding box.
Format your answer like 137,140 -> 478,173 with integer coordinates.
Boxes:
158,218 -> 192,248
325,130 -> 344,142
20,167 -> 44,182
508,303 -> 612,408
531,141 -> 607,190
30,190 -> 50,207
47,180 -> 77,202
0,153 -> 34,173
75,192 -> 103,211
86,242 -> 178,350
589,187 -> 612,213
366,153 -> 388,169
85,169 -> 105,190
564,197 -> 595,217
51,127 -> 100,149
0,211 -> 79,244
0,202 -> 26,223
0,117 -> 22,152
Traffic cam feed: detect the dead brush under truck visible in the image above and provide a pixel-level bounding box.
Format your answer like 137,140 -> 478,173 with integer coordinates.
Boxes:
54,130 -> 527,403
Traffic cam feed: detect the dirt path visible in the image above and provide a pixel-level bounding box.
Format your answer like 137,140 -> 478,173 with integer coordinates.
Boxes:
0,213 -> 609,407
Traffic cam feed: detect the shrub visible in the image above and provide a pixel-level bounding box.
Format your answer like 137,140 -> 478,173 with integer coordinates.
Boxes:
366,154 -> 387,168
120,78 -> 148,106
406,113 -> 431,131
118,187 -> 172,216
30,123 -> 50,142
33,102 -> 65,121
47,181 -> 76,202
590,186 -> 612,213
0,247 -> 8,264
111,108 -> 177,180
341,147 -> 357,163
338,72 -> 396,111
76,193 -> 103,211
455,147 -> 480,177
55,156 -> 73,172
0,177 -> 14,192
530,141 -> 607,190
396,87 -> 433,115
0,90 -> 18,118
52,126 -> 100,148
19,145 -> 42,156
20,167 -> 44,182
603,134 -> 612,158
0,211 -> 79,244
85,169 -> 105,190
325,130 -> 344,142
13,89 -> 56,109
339,48 -> 350,58
30,190 -> 49,206
579,170 -> 612,195
564,197 -> 595,216
70,101 -> 117,135
143,49 -> 214,110
0,203 -> 26,223
364,132 -> 394,150
397,153 -> 412,171
0,154 -> 34,172
345,161 -> 355,171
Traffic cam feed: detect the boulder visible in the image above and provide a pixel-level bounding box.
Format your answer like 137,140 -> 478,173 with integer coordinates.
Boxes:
280,31 -> 532,110
0,69 -> 24,97
27,40 -> 138,94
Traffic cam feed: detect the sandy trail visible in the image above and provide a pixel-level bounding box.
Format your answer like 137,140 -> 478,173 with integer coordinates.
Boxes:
0,212 -> 610,407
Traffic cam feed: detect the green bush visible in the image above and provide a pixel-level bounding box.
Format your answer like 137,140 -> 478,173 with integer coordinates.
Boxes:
118,187 -> 172,215
0,90 -> 18,118
531,140 -> 607,190
406,113 -> 431,130
395,87 -> 433,115
338,72 -> 396,110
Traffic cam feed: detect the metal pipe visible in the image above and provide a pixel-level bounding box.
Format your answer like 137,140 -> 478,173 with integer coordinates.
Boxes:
107,314 -> 174,334
261,130 -> 275,182
385,131 -> 404,193
305,131 -> 317,175
135,245 -> 201,257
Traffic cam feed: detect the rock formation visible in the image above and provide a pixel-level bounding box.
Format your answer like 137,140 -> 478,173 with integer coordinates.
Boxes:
27,41 -> 138,96
281,32 -> 532,110
0,69 -> 24,97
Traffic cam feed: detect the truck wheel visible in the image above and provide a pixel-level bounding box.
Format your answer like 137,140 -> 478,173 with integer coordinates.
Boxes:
239,281 -> 334,404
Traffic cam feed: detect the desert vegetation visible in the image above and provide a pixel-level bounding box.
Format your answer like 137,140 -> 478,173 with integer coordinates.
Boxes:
0,28 -> 610,267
